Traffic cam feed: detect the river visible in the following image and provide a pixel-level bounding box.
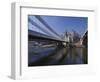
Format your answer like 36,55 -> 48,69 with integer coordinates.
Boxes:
28,46 -> 88,66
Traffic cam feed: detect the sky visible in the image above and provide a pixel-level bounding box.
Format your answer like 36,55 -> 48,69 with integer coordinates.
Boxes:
28,15 -> 88,38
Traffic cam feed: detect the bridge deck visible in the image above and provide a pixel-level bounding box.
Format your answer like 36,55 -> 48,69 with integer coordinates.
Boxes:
28,30 -> 65,42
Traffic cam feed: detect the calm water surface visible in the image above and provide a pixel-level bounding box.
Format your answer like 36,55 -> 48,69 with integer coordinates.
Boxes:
28,46 -> 88,66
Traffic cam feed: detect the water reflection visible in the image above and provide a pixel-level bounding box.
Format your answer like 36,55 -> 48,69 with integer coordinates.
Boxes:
28,47 -> 88,66
60,47 -> 87,65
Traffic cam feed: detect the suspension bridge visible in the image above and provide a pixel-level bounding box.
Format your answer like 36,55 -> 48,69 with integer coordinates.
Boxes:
28,16 -> 88,66
28,15 -> 87,47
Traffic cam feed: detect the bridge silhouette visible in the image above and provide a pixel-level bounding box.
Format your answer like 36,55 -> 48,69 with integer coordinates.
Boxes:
28,16 -> 87,46
28,16 -> 65,42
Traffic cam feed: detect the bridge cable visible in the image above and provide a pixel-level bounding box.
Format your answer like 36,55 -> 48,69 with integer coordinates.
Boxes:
35,16 -> 62,39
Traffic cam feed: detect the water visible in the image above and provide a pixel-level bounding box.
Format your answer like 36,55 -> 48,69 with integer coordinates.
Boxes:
28,46 -> 88,66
